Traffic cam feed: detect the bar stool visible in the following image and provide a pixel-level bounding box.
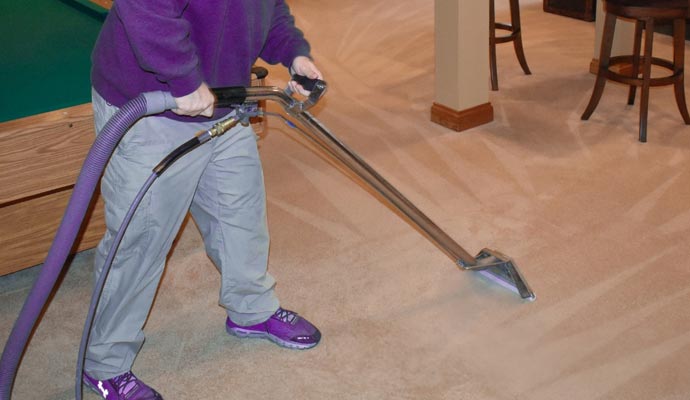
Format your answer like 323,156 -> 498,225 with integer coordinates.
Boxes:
489,0 -> 532,91
581,0 -> 690,142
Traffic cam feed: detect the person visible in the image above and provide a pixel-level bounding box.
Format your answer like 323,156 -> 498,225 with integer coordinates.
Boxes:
82,1 -> 323,398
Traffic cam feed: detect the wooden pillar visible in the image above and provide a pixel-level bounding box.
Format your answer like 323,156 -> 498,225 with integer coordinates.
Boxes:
590,0 -> 634,74
431,0 -> 493,132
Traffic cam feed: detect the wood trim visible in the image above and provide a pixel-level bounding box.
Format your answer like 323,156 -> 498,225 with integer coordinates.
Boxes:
590,58 -> 599,74
0,103 -> 104,275
0,190 -> 105,276
88,0 -> 113,9
0,104 -> 95,205
430,102 -> 494,132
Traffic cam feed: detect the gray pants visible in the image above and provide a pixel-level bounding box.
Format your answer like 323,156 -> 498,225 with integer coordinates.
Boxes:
85,90 -> 280,379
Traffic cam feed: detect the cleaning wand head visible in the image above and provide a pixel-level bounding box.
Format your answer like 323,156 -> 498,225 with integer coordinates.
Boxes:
460,249 -> 536,301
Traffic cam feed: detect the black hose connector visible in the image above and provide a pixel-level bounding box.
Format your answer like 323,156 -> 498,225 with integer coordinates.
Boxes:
153,136 -> 203,176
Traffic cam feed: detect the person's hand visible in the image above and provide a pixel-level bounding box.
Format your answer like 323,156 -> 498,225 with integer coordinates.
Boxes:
173,82 -> 215,117
289,56 -> 323,96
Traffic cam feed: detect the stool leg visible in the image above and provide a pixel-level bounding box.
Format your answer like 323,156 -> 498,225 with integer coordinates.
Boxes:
510,0 -> 531,75
490,0 -> 499,91
638,17 -> 654,143
627,20 -> 643,106
582,12 -> 617,120
672,18 -> 690,124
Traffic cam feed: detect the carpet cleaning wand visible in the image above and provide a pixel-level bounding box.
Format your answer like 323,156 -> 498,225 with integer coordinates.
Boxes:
231,75 -> 536,301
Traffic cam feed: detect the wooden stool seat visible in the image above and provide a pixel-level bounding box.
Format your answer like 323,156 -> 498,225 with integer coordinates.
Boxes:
490,0 -> 531,91
581,0 -> 690,142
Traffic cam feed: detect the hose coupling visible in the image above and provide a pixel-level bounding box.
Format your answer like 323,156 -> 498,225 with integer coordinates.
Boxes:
208,116 -> 240,138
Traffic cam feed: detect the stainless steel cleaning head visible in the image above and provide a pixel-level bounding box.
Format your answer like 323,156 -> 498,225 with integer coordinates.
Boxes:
464,248 -> 535,301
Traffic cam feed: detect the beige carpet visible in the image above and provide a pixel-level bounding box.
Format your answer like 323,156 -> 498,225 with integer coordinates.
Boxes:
3,1 -> 690,399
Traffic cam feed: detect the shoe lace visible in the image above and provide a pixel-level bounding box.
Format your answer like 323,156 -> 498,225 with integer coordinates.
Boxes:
112,371 -> 140,397
273,308 -> 298,325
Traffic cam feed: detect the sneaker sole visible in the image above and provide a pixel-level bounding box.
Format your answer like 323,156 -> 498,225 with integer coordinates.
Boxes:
225,325 -> 318,350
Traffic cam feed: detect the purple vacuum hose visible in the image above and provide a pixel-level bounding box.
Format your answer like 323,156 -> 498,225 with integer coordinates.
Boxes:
0,91 -> 176,400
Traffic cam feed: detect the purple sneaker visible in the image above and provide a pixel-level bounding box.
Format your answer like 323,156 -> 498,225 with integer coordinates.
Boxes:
226,308 -> 321,350
83,371 -> 162,399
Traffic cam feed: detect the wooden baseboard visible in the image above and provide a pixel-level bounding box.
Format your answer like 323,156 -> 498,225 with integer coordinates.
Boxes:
430,102 -> 494,132
590,58 -> 599,75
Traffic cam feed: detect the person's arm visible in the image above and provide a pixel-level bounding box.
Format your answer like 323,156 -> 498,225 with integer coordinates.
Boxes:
113,0 -> 204,100
260,1 -> 323,96
259,0 -> 312,69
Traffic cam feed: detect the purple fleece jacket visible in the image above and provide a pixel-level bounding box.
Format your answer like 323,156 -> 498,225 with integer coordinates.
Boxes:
91,0 -> 311,121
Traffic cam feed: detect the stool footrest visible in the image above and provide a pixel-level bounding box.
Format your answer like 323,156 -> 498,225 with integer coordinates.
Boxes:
494,23 -> 520,43
604,55 -> 683,87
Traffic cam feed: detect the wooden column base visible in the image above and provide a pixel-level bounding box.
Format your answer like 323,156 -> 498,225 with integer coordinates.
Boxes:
430,102 -> 494,132
589,58 -> 599,74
